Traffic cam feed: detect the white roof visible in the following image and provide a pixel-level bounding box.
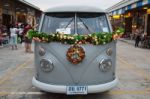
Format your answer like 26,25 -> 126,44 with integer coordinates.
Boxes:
18,0 -> 40,10
44,4 -> 106,13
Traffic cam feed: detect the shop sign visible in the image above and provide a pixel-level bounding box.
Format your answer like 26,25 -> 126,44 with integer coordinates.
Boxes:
113,15 -> 120,19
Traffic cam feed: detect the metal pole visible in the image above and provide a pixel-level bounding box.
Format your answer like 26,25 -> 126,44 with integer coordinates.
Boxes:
75,13 -> 77,34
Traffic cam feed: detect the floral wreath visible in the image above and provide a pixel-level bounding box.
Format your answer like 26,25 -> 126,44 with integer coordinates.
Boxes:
66,45 -> 85,64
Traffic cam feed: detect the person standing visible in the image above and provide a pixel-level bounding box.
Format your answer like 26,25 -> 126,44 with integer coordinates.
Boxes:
23,24 -> 33,53
135,28 -> 141,47
10,26 -> 18,50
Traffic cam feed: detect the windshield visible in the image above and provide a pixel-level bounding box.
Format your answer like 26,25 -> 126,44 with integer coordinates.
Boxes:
41,13 -> 110,34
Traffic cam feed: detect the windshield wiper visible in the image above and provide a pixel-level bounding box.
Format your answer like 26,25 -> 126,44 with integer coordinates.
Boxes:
78,18 -> 93,33
64,17 -> 74,29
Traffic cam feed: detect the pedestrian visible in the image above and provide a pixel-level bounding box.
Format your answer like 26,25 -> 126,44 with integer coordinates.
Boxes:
18,24 -> 24,44
23,24 -> 38,53
134,28 -> 141,47
23,24 -> 33,53
10,26 -> 18,50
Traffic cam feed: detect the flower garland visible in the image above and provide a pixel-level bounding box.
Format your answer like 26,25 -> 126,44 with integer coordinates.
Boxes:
27,29 -> 124,45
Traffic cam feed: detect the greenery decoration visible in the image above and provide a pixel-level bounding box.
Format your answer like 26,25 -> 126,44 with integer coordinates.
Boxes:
115,27 -> 124,35
27,29 -> 123,45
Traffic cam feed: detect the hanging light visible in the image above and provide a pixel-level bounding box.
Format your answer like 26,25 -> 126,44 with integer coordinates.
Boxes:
147,9 -> 150,14
124,12 -> 131,18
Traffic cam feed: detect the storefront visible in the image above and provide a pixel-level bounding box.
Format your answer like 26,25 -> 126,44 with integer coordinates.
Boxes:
111,15 -> 124,32
0,0 -> 41,27
15,1 -> 28,24
108,0 -> 150,36
123,7 -> 147,38
14,0 -> 41,27
107,0 -> 150,48
1,0 -> 13,26
0,0 -> 42,46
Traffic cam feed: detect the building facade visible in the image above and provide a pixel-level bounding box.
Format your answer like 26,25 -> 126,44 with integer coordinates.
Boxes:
0,0 -> 42,27
107,0 -> 150,38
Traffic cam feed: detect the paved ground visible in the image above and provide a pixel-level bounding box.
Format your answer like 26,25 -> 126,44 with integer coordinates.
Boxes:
0,41 -> 150,99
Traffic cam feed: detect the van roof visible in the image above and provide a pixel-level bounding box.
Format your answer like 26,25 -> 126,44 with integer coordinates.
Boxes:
44,4 -> 106,13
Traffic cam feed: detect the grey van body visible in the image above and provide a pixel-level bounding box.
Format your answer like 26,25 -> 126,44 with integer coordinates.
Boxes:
32,4 -> 118,95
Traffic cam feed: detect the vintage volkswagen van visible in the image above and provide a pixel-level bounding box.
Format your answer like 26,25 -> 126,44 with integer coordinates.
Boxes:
32,4 -> 118,95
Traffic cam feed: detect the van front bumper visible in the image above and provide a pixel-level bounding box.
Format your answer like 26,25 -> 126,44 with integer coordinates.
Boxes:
32,77 -> 118,94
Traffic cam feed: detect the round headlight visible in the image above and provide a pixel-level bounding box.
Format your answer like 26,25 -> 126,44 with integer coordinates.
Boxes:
106,48 -> 113,56
40,59 -> 54,72
39,46 -> 46,56
99,59 -> 112,72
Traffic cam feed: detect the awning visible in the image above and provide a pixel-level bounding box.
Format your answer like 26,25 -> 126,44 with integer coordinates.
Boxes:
112,11 -> 117,15
116,9 -> 119,15
127,5 -> 131,10
149,0 -> 150,4
122,7 -> 126,14
131,3 -> 137,9
118,9 -> 122,14
112,7 -> 126,15
137,1 -> 143,8
110,0 -> 150,16
143,0 -> 149,5
112,9 -> 122,15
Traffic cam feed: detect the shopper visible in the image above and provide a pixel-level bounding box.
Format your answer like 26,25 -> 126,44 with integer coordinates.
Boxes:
23,24 -> 33,53
10,26 -> 18,50
135,28 -> 141,47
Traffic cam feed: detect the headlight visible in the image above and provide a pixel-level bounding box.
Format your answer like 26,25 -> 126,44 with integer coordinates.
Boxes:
106,48 -> 113,56
99,59 -> 112,72
39,46 -> 46,56
40,59 -> 54,72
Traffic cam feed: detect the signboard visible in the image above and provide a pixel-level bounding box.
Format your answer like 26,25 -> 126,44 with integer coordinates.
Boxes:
56,28 -> 71,34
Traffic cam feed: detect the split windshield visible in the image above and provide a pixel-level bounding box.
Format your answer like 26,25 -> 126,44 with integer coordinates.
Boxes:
41,13 -> 110,34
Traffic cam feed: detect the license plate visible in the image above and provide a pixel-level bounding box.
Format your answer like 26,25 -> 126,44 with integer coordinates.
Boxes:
67,86 -> 88,95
